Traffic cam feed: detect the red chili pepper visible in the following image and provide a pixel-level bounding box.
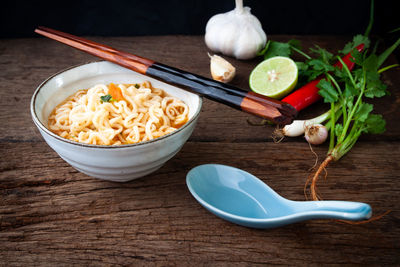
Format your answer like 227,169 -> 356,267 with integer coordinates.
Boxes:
282,44 -> 365,111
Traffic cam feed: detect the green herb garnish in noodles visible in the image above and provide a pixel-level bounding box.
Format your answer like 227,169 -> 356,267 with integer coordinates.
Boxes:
100,94 -> 113,103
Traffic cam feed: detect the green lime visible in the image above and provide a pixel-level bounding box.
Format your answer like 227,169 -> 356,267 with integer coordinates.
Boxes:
249,56 -> 298,99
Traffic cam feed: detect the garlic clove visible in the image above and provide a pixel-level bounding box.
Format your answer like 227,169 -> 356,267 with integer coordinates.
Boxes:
209,54 -> 236,83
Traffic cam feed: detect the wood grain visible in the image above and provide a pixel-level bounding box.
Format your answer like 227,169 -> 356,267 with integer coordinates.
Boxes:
0,35 -> 399,266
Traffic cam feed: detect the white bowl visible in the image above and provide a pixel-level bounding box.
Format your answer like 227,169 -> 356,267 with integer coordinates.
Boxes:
31,61 -> 202,182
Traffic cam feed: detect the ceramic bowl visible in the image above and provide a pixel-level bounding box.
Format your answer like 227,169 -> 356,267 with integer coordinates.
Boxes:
31,61 -> 202,182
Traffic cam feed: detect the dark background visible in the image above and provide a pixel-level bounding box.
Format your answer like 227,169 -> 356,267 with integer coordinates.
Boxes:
0,0 -> 398,37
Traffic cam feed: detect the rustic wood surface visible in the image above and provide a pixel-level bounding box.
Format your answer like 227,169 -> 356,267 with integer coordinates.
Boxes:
0,35 -> 399,266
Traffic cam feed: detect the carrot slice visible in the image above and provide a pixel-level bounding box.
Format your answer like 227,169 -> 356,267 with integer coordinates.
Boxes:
108,83 -> 124,101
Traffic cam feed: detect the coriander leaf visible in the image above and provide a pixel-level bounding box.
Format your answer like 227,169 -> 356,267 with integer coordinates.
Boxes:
365,75 -> 388,98
258,39 -> 304,59
352,68 -> 364,83
317,79 -> 338,103
310,45 -> 334,63
344,81 -> 359,98
288,39 -> 302,50
263,41 -> 291,59
257,40 -> 270,56
350,49 -> 364,66
363,54 -> 379,72
308,59 -> 326,71
364,70 -> 388,98
307,69 -> 325,81
340,43 -> 353,56
339,35 -> 370,54
296,61 -> 308,72
309,59 -> 335,72
333,65 -> 349,80
365,114 -> 386,134
354,103 -> 373,122
298,66 -> 320,85
100,94 -> 113,102
335,124 -> 343,138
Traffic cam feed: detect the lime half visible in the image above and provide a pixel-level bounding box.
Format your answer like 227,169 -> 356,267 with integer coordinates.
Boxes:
249,56 -> 298,99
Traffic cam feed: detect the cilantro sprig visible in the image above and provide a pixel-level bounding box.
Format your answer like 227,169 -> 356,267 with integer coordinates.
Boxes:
316,37 -> 399,160
259,34 -> 399,163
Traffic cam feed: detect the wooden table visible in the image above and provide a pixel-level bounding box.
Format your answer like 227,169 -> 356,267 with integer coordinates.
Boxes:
1,35 -> 399,265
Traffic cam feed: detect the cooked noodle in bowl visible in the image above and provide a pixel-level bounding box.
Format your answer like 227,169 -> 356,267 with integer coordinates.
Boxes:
31,61 -> 202,182
49,81 -> 189,145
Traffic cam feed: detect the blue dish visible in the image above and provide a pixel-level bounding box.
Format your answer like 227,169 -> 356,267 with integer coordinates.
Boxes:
186,164 -> 372,229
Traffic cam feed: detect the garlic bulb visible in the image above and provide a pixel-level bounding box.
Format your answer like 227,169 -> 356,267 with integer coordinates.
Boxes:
209,53 -> 236,83
205,0 -> 267,60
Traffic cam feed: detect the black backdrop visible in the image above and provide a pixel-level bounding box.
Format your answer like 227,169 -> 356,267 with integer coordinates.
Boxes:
0,0 -> 398,37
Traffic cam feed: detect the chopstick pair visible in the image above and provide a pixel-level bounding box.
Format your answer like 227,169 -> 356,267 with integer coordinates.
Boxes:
35,26 -> 297,125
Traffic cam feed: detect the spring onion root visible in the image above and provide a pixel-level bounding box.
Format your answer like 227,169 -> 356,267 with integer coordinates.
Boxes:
308,155 -> 334,201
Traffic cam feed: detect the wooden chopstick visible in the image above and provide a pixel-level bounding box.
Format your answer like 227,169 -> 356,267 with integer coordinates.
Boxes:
35,27 -> 154,74
35,27 -> 297,124
36,26 -> 150,66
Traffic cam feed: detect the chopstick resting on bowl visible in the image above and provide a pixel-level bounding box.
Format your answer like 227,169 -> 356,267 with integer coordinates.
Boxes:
35,26 -> 297,125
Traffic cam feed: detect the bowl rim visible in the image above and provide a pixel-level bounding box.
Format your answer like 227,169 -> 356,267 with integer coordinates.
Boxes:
30,60 -> 203,149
